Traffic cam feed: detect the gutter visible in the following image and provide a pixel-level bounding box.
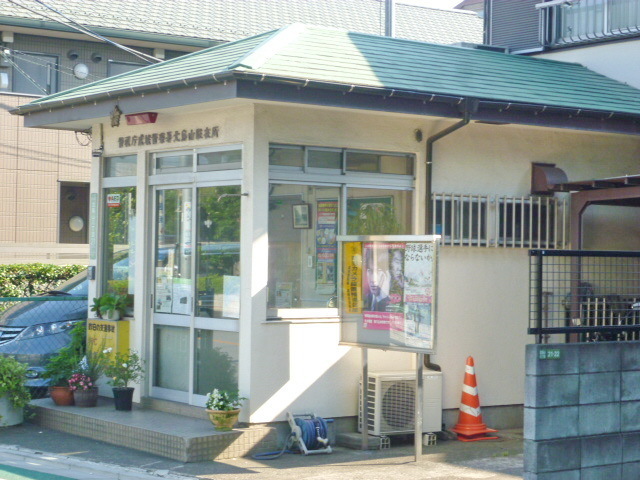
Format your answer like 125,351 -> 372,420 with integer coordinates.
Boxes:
0,16 -> 222,48
425,98 -> 477,235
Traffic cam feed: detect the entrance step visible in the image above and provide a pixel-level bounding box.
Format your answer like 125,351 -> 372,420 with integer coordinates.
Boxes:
29,397 -> 278,462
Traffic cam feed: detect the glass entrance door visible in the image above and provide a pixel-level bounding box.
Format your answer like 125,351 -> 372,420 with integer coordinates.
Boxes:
151,184 -> 241,405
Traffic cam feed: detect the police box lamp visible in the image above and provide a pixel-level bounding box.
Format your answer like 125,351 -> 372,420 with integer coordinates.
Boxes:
125,112 -> 158,125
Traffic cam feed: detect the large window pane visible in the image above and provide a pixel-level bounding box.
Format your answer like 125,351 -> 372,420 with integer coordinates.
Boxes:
347,188 -> 413,235
195,186 -> 241,319
154,325 -> 189,391
268,184 -> 340,310
194,329 -> 239,395
154,188 -> 193,315
102,187 -> 136,306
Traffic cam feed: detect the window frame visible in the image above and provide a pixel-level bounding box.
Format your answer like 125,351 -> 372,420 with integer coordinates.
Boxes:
267,143 -> 416,320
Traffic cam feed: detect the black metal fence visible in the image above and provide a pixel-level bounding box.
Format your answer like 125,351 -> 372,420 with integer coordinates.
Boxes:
529,250 -> 640,343
0,295 -> 88,396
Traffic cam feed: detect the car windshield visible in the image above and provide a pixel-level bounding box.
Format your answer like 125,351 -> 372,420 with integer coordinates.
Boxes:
47,271 -> 88,296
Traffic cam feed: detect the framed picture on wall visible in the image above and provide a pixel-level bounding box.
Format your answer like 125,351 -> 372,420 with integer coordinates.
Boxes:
292,203 -> 311,229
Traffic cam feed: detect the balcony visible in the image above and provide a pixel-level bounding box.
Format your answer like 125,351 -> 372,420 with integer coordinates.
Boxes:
538,0 -> 640,47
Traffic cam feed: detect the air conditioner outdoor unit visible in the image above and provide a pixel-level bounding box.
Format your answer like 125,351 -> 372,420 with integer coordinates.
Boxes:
358,370 -> 442,436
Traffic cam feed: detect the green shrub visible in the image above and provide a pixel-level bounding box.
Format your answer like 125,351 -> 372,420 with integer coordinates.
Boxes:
0,264 -> 86,298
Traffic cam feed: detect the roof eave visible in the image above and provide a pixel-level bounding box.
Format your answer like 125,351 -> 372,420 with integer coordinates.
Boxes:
0,16 -> 222,48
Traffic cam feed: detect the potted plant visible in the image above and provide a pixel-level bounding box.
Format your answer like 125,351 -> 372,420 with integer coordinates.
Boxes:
68,372 -> 98,407
0,356 -> 31,426
42,323 -> 86,406
104,350 -> 145,411
90,293 -> 131,320
70,345 -> 108,407
205,389 -> 246,431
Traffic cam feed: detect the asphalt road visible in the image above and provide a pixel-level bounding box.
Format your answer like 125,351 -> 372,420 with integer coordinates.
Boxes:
0,422 -> 524,480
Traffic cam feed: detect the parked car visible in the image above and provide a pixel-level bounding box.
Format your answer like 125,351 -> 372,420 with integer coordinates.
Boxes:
0,271 -> 88,396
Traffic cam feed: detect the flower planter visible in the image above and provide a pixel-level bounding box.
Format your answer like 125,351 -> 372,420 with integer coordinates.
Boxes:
112,387 -> 134,411
73,387 -> 98,407
49,386 -> 74,406
206,409 -> 240,431
0,395 -> 23,426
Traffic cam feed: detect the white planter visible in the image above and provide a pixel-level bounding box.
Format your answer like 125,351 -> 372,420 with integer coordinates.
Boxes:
105,310 -> 121,321
0,395 -> 23,426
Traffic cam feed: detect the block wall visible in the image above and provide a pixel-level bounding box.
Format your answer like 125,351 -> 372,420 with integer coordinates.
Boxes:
525,342 -> 640,479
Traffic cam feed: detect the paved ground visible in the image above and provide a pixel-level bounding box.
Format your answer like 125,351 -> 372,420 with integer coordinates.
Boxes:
0,422 -> 524,479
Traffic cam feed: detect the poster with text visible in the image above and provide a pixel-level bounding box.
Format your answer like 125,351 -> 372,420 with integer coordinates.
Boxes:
316,200 -> 338,295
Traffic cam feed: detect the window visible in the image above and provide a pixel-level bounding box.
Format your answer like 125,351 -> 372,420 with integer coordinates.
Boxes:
107,60 -> 146,77
104,155 -> 136,177
540,0 -> 640,47
268,144 -> 415,317
102,155 -> 137,307
497,196 -> 559,248
59,182 -> 89,244
197,148 -> 241,170
102,187 -> 136,303
151,146 -> 241,175
12,52 -> 58,95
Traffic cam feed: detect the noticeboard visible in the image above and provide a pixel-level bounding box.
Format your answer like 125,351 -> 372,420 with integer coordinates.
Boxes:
338,235 -> 438,354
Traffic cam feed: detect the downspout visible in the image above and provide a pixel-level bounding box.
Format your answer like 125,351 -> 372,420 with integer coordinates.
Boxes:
424,99 -> 475,371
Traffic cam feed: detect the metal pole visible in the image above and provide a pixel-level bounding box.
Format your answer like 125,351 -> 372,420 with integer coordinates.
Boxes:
361,347 -> 369,450
415,352 -> 424,462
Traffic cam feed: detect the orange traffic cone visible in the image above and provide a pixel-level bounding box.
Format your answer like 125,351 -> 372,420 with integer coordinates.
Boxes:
451,356 -> 499,442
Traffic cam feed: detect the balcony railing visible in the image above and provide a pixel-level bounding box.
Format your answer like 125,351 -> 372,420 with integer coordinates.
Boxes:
538,0 -> 640,47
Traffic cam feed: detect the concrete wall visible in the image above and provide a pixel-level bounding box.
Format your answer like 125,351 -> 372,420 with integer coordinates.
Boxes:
525,342 -> 640,479
538,38 -> 640,90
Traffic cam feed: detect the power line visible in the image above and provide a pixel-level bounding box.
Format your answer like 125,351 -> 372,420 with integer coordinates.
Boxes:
7,0 -> 163,64
1,50 -> 48,94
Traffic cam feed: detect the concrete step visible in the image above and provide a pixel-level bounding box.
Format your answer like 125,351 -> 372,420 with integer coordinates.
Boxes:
29,397 -> 278,462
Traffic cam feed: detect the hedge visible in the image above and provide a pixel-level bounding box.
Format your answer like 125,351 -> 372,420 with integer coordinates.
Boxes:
0,264 -> 87,299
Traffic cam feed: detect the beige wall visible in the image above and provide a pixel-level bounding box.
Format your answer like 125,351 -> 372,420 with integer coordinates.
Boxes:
0,93 -> 90,264
538,39 -> 640,89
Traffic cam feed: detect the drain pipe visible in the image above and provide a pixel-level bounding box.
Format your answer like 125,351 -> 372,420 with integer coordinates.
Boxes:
424,99 -> 475,371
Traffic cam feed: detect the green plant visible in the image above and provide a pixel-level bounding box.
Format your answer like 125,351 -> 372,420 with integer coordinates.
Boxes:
347,203 -> 402,235
42,323 -> 86,386
205,389 -> 246,411
91,293 -> 131,319
104,350 -> 145,388
0,356 -> 31,409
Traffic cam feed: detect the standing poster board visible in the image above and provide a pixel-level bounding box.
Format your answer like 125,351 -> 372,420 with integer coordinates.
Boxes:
338,235 -> 438,353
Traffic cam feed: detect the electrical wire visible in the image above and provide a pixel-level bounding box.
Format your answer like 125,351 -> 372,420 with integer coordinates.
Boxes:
5,48 -> 101,82
7,0 -> 162,64
1,50 -> 47,94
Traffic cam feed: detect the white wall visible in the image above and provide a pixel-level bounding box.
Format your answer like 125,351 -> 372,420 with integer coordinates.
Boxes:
537,38 -> 640,89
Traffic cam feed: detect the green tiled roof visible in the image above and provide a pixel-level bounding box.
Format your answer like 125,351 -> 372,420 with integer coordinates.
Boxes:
18,24 -> 640,117
0,0 -> 482,45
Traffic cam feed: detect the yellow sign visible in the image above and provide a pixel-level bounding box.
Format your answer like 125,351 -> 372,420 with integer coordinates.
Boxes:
87,319 -> 130,360
343,241 -> 363,314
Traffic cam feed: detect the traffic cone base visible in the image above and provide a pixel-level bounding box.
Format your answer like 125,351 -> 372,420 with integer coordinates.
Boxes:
451,357 -> 499,442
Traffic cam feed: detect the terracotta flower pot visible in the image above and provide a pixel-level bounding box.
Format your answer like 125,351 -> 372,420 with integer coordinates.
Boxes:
49,386 -> 74,406
206,409 -> 240,431
73,387 -> 98,407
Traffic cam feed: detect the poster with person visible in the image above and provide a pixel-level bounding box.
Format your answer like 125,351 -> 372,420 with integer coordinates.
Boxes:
340,237 -> 438,353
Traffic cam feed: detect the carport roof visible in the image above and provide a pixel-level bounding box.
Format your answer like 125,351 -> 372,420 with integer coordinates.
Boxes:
13,24 -> 640,125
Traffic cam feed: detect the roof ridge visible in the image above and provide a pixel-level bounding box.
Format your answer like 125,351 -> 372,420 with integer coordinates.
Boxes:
228,23 -> 306,71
